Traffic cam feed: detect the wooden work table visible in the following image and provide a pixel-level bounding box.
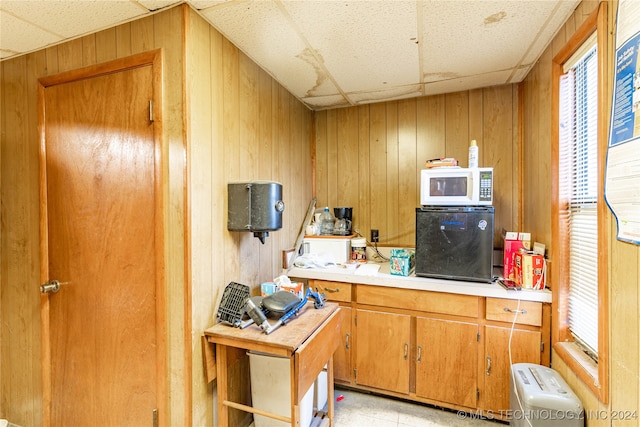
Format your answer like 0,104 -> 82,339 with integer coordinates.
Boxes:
204,302 -> 341,427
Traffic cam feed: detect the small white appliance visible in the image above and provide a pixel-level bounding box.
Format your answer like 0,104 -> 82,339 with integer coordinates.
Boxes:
420,167 -> 493,206
302,236 -> 351,264
510,363 -> 583,427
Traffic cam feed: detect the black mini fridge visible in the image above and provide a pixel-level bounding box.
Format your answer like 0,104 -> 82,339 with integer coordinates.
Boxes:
415,206 -> 494,283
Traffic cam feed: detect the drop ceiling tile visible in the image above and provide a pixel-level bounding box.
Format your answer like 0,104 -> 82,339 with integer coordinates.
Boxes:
301,94 -> 351,110
0,10 -> 63,56
420,0 -> 577,83
517,0 -> 580,66
0,0 -> 581,109
422,69 -> 514,97
509,66 -> 531,84
137,0 -> 181,12
348,84 -> 423,105
188,0 -> 229,10
282,0 -> 420,94
200,1 -> 339,98
0,0 -> 150,39
421,1 -> 524,76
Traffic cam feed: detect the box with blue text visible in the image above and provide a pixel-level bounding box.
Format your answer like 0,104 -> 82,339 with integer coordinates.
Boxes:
390,249 -> 415,276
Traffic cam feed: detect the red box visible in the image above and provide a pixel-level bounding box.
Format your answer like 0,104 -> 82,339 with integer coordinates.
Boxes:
503,231 -> 531,281
513,251 -> 545,290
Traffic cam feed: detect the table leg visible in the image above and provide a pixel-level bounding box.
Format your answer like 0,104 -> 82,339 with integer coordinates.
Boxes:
290,356 -> 300,426
216,344 -> 229,427
327,355 -> 334,425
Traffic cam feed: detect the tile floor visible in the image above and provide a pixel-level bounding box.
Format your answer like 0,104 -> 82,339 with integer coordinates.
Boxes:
331,387 -> 505,427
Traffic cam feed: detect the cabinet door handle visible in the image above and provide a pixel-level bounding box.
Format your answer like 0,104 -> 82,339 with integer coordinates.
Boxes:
504,307 -> 527,314
486,356 -> 492,375
345,333 -> 350,350
404,343 -> 408,360
417,345 -> 422,362
324,287 -> 340,293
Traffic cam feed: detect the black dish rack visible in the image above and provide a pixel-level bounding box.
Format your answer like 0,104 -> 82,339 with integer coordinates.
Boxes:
216,282 -> 250,326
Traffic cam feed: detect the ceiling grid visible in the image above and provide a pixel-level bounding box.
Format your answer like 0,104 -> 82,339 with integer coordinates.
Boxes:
0,0 -> 579,110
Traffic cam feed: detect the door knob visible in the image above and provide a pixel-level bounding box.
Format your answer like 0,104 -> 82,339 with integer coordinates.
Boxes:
40,279 -> 61,294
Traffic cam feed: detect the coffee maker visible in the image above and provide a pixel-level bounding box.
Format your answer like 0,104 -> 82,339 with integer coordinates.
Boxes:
333,207 -> 352,235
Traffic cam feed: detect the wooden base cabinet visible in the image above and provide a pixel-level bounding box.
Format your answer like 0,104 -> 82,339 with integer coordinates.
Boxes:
307,279 -> 550,419
333,306 -> 352,383
482,326 -> 541,412
481,297 -> 545,414
311,280 -> 353,383
354,309 -> 410,394
416,317 -> 478,408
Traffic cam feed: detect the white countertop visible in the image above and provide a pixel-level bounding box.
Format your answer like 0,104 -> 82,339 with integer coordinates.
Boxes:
286,262 -> 552,303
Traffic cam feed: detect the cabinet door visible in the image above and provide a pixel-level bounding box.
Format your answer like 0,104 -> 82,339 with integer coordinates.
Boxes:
354,309 -> 410,394
483,325 -> 541,412
415,317 -> 478,408
333,306 -> 352,383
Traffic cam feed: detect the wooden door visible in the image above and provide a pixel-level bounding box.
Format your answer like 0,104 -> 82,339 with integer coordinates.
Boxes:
483,326 -> 541,412
333,306 -> 352,383
39,54 -> 164,427
354,309 -> 410,394
415,317 -> 478,408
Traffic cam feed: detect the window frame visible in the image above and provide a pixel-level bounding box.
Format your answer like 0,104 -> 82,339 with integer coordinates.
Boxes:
551,2 -> 609,403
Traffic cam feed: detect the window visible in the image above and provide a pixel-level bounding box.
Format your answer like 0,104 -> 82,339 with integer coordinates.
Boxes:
559,39 -> 599,359
552,3 -> 608,403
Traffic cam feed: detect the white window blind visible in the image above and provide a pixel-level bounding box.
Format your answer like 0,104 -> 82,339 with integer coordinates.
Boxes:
558,39 -> 599,359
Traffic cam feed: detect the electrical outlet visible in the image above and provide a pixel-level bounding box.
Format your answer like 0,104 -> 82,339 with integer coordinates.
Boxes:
371,229 -> 379,243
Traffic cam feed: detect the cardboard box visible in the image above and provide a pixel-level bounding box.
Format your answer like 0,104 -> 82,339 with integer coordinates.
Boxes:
513,251 -> 545,290
503,231 -> 531,280
390,249 -> 415,276
262,281 -> 304,298
260,282 -> 278,297
280,281 -> 304,299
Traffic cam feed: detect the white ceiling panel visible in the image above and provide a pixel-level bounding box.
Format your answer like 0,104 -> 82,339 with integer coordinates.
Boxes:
347,84 -> 423,106
423,1 -> 545,80
0,0 -> 580,110
0,10 -> 63,58
508,66 -> 531,84
0,0 -> 149,38
187,0 -> 227,10
422,69 -> 516,97
137,0 -> 182,11
517,0 -> 582,66
300,93 -> 351,110
198,1 -> 341,98
282,1 -> 420,94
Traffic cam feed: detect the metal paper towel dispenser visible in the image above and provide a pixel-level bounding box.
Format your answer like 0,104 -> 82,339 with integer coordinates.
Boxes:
227,181 -> 284,244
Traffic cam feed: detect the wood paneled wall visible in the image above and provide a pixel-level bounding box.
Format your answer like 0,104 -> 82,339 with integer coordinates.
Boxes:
1,5 -> 313,427
5,1 -> 638,426
0,6 -> 188,426
523,0 -> 640,424
185,10 -> 313,426
314,86 -> 519,248
0,36 -> 43,427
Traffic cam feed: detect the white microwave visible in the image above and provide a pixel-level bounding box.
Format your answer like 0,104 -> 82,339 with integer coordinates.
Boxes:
420,167 -> 493,206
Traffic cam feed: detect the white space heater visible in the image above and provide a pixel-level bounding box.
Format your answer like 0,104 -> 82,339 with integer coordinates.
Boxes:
510,363 -> 583,427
